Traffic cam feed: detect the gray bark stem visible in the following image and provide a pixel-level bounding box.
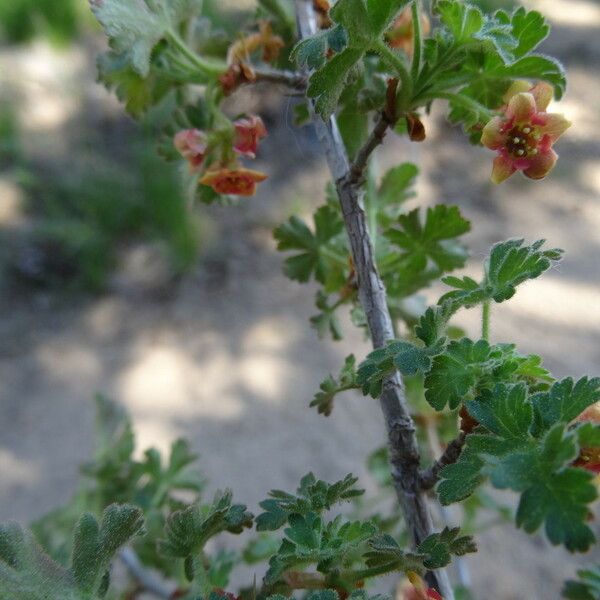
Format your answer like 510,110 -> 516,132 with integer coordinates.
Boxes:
294,2 -> 453,598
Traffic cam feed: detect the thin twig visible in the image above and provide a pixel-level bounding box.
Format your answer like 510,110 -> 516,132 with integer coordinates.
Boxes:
419,432 -> 467,491
119,548 -> 177,599
349,111 -> 394,184
253,67 -> 307,89
294,2 -> 453,598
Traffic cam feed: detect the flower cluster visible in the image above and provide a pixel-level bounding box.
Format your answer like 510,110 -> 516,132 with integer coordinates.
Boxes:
174,116 -> 268,197
481,81 -> 571,184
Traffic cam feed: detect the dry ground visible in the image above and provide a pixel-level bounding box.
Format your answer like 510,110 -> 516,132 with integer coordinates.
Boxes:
1,1 -> 599,598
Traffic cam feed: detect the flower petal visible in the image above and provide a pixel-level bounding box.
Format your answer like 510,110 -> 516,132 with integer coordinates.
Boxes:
523,149 -> 558,180
481,116 -> 506,150
538,112 -> 571,142
502,79 -> 532,104
491,154 -> 517,184
506,92 -> 536,122
530,81 -> 554,111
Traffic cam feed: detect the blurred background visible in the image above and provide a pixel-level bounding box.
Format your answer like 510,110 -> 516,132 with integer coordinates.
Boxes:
0,0 -> 599,598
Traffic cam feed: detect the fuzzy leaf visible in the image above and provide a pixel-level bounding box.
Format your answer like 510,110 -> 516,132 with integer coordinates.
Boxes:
440,239 -> 563,308
158,490 -> 252,558
425,339 -> 491,410
256,474 -> 364,531
417,527 -> 477,569
311,355 -> 359,416
531,377 -> 600,437
292,24 -> 348,70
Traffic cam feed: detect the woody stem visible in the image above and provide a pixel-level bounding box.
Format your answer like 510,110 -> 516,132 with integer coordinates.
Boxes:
294,2 -> 453,598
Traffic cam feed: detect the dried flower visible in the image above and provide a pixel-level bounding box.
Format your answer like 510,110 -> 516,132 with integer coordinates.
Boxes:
481,81 -> 571,184
227,21 -> 284,66
234,116 -> 268,158
219,63 -> 257,96
173,129 -> 208,172
200,166 -> 268,196
386,7 -> 430,56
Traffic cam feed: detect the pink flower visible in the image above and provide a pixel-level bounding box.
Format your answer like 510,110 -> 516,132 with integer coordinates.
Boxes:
173,129 -> 208,173
481,81 -> 571,184
233,116 -> 268,158
200,166 -> 268,196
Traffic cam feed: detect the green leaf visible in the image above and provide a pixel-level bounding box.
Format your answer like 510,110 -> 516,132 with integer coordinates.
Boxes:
91,0 -> 169,77
417,527 -> 477,569
531,377 -> 600,437
374,163 -> 419,226
508,8 -> 550,58
274,206 -> 346,289
158,490 -> 252,558
439,391 -> 599,553
97,50 -> 173,117
256,474 -> 364,531
311,355 -> 359,416
425,339 -> 491,410
307,48 -> 365,118
364,0 -> 412,35
466,383 -> 532,439
292,24 -> 348,70
0,504 -> 143,600
563,565 -> 600,600
357,338 -> 446,398
310,291 -> 344,341
364,533 -> 425,573
440,239 -> 563,308
385,205 -> 471,272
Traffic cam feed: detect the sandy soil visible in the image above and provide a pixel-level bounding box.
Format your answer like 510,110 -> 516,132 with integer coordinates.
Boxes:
1,1 -> 599,598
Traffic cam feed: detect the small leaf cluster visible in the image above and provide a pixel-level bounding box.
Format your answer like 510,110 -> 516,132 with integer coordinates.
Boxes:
438,379 -> 600,552
0,504 -> 144,600
255,474 -> 475,589
358,238 -> 561,400
158,490 -> 253,581
276,168 -> 471,345
311,355 -> 360,416
292,0 -> 565,143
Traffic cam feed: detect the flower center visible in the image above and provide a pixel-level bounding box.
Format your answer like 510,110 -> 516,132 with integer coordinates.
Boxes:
504,125 -> 539,159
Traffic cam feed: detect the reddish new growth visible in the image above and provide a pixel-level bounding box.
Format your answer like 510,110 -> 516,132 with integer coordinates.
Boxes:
481,81 -> 571,184
574,403 -> 600,474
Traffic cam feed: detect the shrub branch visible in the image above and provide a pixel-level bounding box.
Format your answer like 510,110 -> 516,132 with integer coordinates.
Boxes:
294,2 -> 453,597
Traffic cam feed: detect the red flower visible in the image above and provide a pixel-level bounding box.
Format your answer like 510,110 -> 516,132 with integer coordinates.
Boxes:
234,116 -> 268,158
173,129 -> 207,173
481,81 -> 571,184
200,166 -> 268,196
